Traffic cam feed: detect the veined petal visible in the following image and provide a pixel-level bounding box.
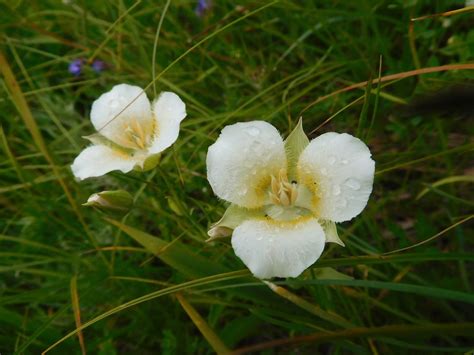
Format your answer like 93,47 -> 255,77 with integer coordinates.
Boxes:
207,121 -> 286,208
298,133 -> 375,223
231,217 -> 326,279
90,84 -> 153,149
71,145 -> 141,180
148,92 -> 187,154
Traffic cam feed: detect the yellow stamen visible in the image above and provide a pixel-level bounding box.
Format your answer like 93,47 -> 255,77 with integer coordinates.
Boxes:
268,168 -> 299,207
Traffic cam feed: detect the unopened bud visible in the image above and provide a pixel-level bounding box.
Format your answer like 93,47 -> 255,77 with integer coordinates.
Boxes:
83,190 -> 133,215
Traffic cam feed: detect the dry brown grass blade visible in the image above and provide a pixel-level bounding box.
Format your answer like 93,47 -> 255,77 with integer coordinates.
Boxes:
70,276 -> 87,355
300,63 -> 474,127
176,293 -> 231,355
412,6 -> 474,21
232,322 -> 474,354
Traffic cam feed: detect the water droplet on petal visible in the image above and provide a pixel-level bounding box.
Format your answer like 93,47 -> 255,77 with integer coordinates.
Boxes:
328,156 -> 336,165
244,126 -> 260,137
345,178 -> 361,190
332,184 -> 341,196
341,159 -> 349,165
110,99 -> 120,109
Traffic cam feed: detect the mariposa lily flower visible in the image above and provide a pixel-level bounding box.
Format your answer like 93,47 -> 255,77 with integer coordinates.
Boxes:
71,84 -> 186,180
206,120 -> 375,279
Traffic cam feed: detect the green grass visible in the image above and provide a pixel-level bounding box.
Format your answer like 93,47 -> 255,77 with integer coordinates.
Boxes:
1,0 -> 474,353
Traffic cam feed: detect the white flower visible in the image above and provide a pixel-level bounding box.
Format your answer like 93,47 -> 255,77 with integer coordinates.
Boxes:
206,120 -> 375,279
71,84 -> 186,180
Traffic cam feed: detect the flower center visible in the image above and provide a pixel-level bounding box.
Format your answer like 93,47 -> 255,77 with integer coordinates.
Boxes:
265,169 -> 312,222
116,118 -> 155,150
268,169 -> 298,207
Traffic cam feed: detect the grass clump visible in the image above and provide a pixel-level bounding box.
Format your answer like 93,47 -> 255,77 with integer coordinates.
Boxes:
1,0 -> 473,353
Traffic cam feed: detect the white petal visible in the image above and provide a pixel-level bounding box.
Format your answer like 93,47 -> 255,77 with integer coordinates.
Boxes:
90,84 -> 153,149
231,217 -> 326,279
207,121 -> 286,208
71,145 -> 141,180
298,133 -> 375,222
148,92 -> 187,154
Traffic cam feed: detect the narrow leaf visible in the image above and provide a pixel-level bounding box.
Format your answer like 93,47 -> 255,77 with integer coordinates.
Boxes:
176,293 -> 231,354
264,281 -> 353,328
70,276 -> 86,355
105,218 -> 228,277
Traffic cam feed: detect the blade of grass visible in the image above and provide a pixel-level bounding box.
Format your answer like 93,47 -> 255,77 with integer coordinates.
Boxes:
70,276 -> 86,355
42,270 -> 248,354
151,0 -> 171,96
232,322 -> 474,354
366,55 -> 382,140
176,293 -> 231,354
383,214 -> 474,255
356,75 -> 372,138
417,175 -> 474,200
300,63 -> 474,116
264,281 -> 353,329
0,50 -> 109,268
96,0 -> 279,133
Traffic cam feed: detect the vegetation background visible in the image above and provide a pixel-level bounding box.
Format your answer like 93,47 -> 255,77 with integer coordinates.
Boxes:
1,0 -> 473,353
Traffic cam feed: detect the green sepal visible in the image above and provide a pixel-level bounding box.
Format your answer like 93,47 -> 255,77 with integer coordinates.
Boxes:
83,133 -> 110,146
135,153 -> 161,172
284,118 -> 309,182
207,204 -> 265,242
320,219 -> 345,246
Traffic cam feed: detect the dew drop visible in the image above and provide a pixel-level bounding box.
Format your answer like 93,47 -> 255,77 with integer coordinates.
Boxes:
332,184 -> 341,196
244,126 -> 260,137
341,159 -> 349,165
344,178 -> 361,190
257,236 -> 263,241
328,155 -> 336,165
109,99 -> 120,109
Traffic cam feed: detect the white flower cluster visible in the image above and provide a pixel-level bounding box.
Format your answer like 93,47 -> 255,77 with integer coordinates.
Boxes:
72,84 -> 375,279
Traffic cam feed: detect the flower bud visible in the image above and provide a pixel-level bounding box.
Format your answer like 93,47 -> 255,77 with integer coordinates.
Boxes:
83,190 -> 133,215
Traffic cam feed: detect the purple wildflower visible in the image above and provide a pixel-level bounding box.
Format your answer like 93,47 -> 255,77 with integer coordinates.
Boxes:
68,58 -> 85,76
195,0 -> 211,17
91,60 -> 107,73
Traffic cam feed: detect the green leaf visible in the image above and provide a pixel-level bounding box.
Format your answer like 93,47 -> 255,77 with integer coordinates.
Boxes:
291,279 -> 474,304
105,218 -> 228,278
313,267 -> 353,280
284,118 -> 309,181
417,175 -> 474,199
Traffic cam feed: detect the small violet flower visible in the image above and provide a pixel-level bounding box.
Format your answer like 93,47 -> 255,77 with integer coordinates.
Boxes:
206,120 -> 375,279
91,60 -> 107,73
69,58 -> 85,76
71,84 -> 186,180
195,0 -> 211,17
